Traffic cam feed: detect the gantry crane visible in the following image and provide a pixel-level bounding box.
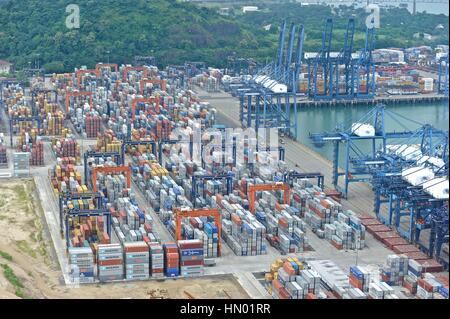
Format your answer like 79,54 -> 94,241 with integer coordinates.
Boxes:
282,170 -> 325,189
353,26 -> 376,99
333,18 -> 355,99
139,79 -> 167,95
121,139 -> 157,160
191,172 -> 234,207
173,207 -> 222,256
95,63 -> 118,78
248,182 -> 291,213
131,97 -> 160,120
9,116 -> 42,146
122,66 -> 149,81
75,69 -> 97,88
369,127 -> 448,244
240,21 -> 304,140
83,150 -> 123,184
308,18 -> 333,100
91,165 -> 132,193
309,104 -> 447,198
58,191 -> 108,247
65,91 -> 93,113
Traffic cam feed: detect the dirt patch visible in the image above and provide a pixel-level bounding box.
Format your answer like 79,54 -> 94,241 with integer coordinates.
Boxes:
0,179 -> 249,299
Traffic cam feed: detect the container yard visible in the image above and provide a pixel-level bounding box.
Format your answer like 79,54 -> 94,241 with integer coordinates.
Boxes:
0,2 -> 448,302
0,57 -> 447,301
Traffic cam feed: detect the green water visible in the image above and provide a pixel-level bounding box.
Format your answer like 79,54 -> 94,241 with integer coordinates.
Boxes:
293,102 -> 449,164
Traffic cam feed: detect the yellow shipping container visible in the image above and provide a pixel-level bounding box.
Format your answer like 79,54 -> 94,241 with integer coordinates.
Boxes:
275,258 -> 284,267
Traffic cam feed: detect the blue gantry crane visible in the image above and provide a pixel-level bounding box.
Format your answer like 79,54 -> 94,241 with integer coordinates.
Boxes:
308,104 -> 446,198
362,120 -> 448,263
58,191 -> 108,245
282,170 -> 325,189
333,18 -> 356,99
353,26 -> 376,99
308,18 -> 334,100
191,172 -> 234,208
307,18 -> 375,101
239,20 -> 304,140
371,127 -> 448,225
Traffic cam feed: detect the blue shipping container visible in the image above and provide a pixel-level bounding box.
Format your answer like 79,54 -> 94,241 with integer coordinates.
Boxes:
438,286 -> 449,299
181,249 -> 204,257
350,266 -> 363,279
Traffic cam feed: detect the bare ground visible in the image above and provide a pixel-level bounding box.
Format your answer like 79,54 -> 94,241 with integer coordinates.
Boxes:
0,179 -> 248,299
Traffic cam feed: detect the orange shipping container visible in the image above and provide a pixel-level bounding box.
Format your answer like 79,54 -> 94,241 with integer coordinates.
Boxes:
283,262 -> 296,276
272,279 -> 283,292
306,293 -> 317,299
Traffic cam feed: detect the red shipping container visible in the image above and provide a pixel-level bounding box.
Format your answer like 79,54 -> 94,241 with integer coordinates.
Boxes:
124,246 -> 149,253
98,259 -> 122,266
435,275 -> 449,287
361,218 -> 382,227
306,293 -> 317,299
279,287 -> 291,299
349,274 -> 363,290
320,199 -> 331,209
331,239 -> 343,250
366,224 -> 391,235
403,251 -> 430,261
383,237 -> 409,249
416,259 -> 444,273
392,244 -> 421,254
278,218 -> 288,229
180,260 -> 204,266
417,278 -> 434,293
231,213 -> 242,225
272,280 -> 283,292
102,232 -> 110,243
376,231 -> 401,242
358,213 -> 375,220
325,291 -> 337,299
178,240 -> 203,249
403,281 -> 417,295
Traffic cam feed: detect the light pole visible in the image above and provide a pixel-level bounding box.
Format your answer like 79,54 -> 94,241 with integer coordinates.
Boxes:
106,50 -> 110,64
